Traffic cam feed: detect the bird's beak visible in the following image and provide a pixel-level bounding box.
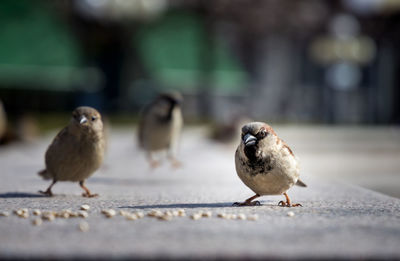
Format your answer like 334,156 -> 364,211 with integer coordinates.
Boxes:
243,133 -> 257,147
79,116 -> 88,125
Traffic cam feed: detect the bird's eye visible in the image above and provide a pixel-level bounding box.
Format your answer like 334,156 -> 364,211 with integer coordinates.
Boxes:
91,116 -> 97,121
259,129 -> 267,138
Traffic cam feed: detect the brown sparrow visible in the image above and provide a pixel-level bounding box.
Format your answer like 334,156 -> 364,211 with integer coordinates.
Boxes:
38,106 -> 105,197
234,122 -> 306,207
138,92 -> 183,168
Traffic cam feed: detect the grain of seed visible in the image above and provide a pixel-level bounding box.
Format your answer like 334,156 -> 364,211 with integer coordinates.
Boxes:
287,211 -> 295,217
33,209 -> 41,216
202,211 -> 212,218
217,213 -> 226,218
158,215 -> 172,221
147,210 -> 163,217
78,211 -> 89,218
119,210 -> 129,217
135,212 -> 144,219
126,214 -> 138,220
0,211 -> 10,217
32,218 -> 43,226
79,221 -> 89,232
80,204 -> 90,211
237,213 -> 246,220
247,214 -> 259,221
190,213 -> 202,220
42,212 -> 55,221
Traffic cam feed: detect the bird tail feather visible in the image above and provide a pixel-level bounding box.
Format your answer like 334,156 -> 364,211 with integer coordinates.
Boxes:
296,179 -> 307,187
38,169 -> 51,180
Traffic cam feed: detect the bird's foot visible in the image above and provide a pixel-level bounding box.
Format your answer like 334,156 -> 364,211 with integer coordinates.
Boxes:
82,192 -> 99,198
170,159 -> 182,169
232,200 -> 261,207
278,201 -> 302,207
38,190 -> 53,197
149,160 -> 160,169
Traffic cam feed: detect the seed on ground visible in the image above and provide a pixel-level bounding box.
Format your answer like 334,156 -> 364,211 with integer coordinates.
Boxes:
247,214 -> 259,221
287,211 -> 295,217
190,213 -> 202,220
126,213 -> 138,220
80,204 -> 90,211
79,221 -> 89,232
119,210 -> 129,217
147,210 -> 163,217
33,209 -> 41,216
158,215 -> 172,221
32,218 -> 43,226
102,209 -> 116,218
202,211 -> 212,218
0,211 -> 10,217
78,211 -> 89,218
135,212 -> 144,218
237,213 -> 246,220
42,212 -> 55,221
217,213 -> 226,218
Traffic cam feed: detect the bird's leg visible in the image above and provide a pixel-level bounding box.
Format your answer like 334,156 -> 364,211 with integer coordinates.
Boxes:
167,152 -> 181,168
278,192 -> 302,207
79,180 -> 98,198
147,153 -> 160,168
39,180 -> 57,196
233,194 -> 261,206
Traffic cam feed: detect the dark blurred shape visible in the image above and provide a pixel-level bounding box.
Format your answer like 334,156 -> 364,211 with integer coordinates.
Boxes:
138,91 -> 183,168
0,100 -> 7,141
0,0 -> 400,124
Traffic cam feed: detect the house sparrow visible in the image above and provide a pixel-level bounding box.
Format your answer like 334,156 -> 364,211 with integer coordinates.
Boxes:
138,92 -> 183,168
38,106 -> 105,197
234,122 -> 306,207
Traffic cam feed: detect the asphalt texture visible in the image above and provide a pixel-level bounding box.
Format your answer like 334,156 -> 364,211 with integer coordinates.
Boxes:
0,126 -> 399,259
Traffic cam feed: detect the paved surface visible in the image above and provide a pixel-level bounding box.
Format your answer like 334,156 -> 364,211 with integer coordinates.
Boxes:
0,126 -> 400,259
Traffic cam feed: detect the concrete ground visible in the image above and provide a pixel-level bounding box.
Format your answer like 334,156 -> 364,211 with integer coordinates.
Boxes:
0,125 -> 399,259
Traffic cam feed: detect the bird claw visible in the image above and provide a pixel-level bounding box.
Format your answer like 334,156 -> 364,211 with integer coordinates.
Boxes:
232,200 -> 261,207
38,190 -> 53,197
278,201 -> 302,207
82,193 -> 98,198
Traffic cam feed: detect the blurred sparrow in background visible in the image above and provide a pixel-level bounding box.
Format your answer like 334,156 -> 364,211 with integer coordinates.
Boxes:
138,92 -> 183,168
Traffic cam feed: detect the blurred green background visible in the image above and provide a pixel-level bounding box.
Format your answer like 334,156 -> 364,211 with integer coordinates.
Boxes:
1,0 -> 400,133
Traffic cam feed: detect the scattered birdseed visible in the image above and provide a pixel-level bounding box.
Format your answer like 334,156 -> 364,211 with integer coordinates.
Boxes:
202,211 -> 212,218
164,211 -> 173,217
158,214 -> 172,221
102,209 -> 116,218
119,210 -> 129,217
134,212 -> 144,219
147,210 -> 163,217
32,218 -> 43,226
33,209 -> 41,216
80,204 -> 90,211
79,221 -> 90,232
177,209 -> 185,216
125,213 -> 138,221
190,213 -> 202,220
78,211 -> 89,218
42,212 -> 55,221
69,212 -> 78,218
0,211 -> 10,217
237,213 -> 246,220
247,214 -> 259,221
287,211 -> 295,217
217,213 -> 226,218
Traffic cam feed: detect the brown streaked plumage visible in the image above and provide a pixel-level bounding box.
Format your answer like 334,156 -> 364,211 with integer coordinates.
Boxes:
234,122 -> 306,207
38,106 -> 105,197
138,91 -> 183,168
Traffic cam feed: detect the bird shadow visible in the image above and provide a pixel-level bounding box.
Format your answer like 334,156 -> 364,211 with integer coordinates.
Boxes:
0,192 -> 47,198
119,202 -> 276,209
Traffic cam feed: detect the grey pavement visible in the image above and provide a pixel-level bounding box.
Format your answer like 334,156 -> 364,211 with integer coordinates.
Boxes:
0,126 -> 400,259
